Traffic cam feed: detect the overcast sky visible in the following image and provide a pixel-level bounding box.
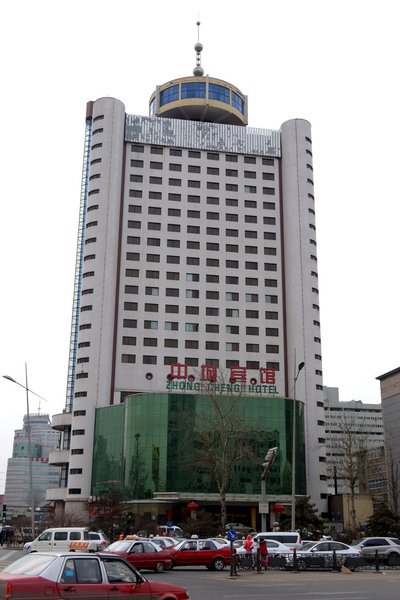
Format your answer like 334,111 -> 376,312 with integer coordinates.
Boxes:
1,0 -> 399,494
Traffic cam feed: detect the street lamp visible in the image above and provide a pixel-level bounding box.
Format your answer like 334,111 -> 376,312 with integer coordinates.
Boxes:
3,365 -> 47,537
260,446 -> 278,531
291,360 -> 305,531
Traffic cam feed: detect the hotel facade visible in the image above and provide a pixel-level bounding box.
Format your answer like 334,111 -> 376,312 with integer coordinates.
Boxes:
48,47 -> 328,523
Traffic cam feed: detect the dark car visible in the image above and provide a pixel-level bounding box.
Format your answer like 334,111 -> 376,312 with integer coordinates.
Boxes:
170,538 -> 233,570
105,539 -> 173,572
0,551 -> 190,599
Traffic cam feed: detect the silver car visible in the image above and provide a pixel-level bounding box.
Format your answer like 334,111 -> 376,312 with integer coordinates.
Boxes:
352,537 -> 400,565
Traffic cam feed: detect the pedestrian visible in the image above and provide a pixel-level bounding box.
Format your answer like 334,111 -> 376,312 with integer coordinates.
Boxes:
244,533 -> 253,554
0,529 -> 4,547
259,538 -> 268,569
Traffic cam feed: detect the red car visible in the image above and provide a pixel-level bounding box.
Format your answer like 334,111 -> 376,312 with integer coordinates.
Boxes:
170,538 -> 233,570
105,539 -> 173,572
0,551 -> 190,599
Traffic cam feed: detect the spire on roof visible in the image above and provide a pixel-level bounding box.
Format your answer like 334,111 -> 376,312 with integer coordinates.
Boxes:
193,19 -> 204,77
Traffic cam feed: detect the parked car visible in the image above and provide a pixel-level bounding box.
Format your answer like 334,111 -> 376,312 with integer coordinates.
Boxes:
225,523 -> 256,534
170,538 -> 233,570
88,531 -> 110,550
236,538 -> 291,556
140,536 -> 177,549
294,540 -> 362,570
23,527 -> 98,553
105,539 -> 173,572
0,551 -> 189,599
255,531 -> 302,550
352,537 -> 400,565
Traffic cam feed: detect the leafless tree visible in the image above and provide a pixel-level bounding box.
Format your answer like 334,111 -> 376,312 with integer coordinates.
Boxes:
385,438 -> 400,516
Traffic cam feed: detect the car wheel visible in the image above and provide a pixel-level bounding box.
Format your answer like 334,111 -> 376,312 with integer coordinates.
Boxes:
212,557 -> 226,571
154,561 -> 165,573
386,552 -> 399,566
296,558 -> 307,571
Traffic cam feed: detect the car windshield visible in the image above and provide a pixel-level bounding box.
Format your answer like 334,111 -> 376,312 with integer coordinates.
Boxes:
4,554 -> 57,575
301,542 -> 316,550
107,541 -> 132,552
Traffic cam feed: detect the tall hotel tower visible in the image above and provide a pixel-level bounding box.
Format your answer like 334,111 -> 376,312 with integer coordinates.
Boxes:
48,36 -> 328,518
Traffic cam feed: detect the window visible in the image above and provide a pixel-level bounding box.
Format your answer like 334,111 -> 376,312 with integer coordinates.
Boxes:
92,128 -> 103,135
226,183 -> 238,192
145,286 -> 159,296
245,200 -> 257,209
186,289 -> 199,298
245,246 -> 257,254
129,205 -> 142,213
128,220 -> 141,229
166,288 -> 179,297
188,210 -> 200,219
167,271 -> 179,280
206,341 -> 219,350
187,240 -> 200,249
169,178 -> 181,186
131,144 -> 144,152
206,324 -> 219,333
188,257 -> 200,265
226,276 -> 238,284
185,323 -> 199,332
188,165 -> 201,173
145,270 -> 159,280
226,325 -> 239,334
185,340 -> 199,349
263,158 -> 274,166
244,185 -> 256,193
167,239 -> 180,247
207,227 -> 219,235
226,244 -> 238,252
149,176 -> 162,184
265,279 -> 277,287
122,336 -> 136,345
143,355 -> 157,364
266,345 -> 279,353
123,319 -> 137,328
206,290 -> 219,300
207,167 -> 219,176
124,302 -> 137,311
226,214 -> 238,222
150,146 -> 163,154
264,263 -> 277,271
169,163 -> 182,171
146,254 -> 160,262
206,307 -> 219,316
89,173 -> 100,181
265,295 -> 278,303
91,143 -> 102,150
203,274 -> 219,285
226,229 -> 238,237
264,247 -> 277,255
266,328 -> 279,336
129,189 -> 143,198
264,232 -> 276,240
127,236 -> 140,245
122,354 -> 136,363
207,211 -> 219,220
143,338 -> 157,347
165,321 -> 178,330
145,237 -> 160,246
226,292 -> 239,301
206,242 -> 219,251
265,311 -> 278,319
245,277 -> 258,286
87,205 -> 99,212
263,187 -> 275,195
244,170 -> 256,179
246,310 -> 259,319
168,208 -> 181,216
226,308 -> 239,317
188,194 -> 200,203
130,173 -> 142,182
170,148 -> 182,157
166,255 -> 180,264
144,303 -> 158,312
207,181 -> 219,190
165,304 -> 179,313
186,306 -> 199,314
245,215 -> 257,223
85,237 -> 96,245
164,339 -> 178,348
148,207 -> 161,215
263,172 -> 275,180
263,216 -> 276,225
207,152 -> 219,160
226,169 -> 238,177
245,230 -> 257,239
149,191 -> 162,199
144,320 -> 158,330
188,180 -> 201,188
168,193 -> 181,202
226,260 -> 239,268
188,150 -> 201,158
126,252 -> 139,261
246,293 -> 259,302
226,198 -> 238,206
246,343 -> 259,352
244,156 -> 256,164
186,273 -> 200,282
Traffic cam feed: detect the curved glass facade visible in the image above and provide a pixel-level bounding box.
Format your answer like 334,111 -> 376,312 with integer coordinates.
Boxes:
92,393 -> 305,501
157,82 -> 245,115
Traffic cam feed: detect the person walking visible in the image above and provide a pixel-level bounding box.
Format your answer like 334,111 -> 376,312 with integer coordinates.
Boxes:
259,538 -> 268,570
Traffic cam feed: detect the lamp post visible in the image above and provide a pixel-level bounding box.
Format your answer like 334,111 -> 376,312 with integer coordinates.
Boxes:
260,446 -> 278,531
3,365 -> 47,537
291,361 -> 305,532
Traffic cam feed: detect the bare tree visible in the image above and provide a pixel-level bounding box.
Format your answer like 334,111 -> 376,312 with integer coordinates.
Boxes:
180,380 -> 263,531
326,413 -> 369,531
385,439 -> 400,516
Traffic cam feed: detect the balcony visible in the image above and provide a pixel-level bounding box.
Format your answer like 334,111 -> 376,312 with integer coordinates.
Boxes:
48,449 -> 70,466
51,411 -> 72,431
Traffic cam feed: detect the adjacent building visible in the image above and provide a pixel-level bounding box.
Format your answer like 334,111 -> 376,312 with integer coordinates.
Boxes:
324,387 -> 384,495
4,413 -> 60,518
48,37 -> 328,521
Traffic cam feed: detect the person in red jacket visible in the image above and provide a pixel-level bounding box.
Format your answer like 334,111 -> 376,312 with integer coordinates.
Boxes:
244,534 -> 253,554
258,538 -> 268,569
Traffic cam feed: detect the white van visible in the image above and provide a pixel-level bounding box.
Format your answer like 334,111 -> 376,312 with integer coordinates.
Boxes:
255,531 -> 302,549
26,527 -> 97,553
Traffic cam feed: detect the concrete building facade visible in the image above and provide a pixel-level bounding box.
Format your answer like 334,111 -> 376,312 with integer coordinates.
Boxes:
48,42 -> 328,518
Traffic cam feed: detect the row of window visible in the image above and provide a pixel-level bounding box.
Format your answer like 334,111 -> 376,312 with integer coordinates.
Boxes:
82,357 -> 280,369
121,320 -> 280,331
126,180 -> 275,194
81,302 -> 281,316
130,160 -> 275,180
125,235 -> 278,246
126,204 -> 277,218
80,341 -> 280,353
130,144 -> 275,165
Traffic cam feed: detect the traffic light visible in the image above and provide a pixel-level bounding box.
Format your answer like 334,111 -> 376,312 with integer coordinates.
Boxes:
1,504 -> 6,525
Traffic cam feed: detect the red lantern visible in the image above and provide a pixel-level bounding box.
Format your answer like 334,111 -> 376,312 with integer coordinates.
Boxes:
273,504 -> 285,513
187,501 -> 199,511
